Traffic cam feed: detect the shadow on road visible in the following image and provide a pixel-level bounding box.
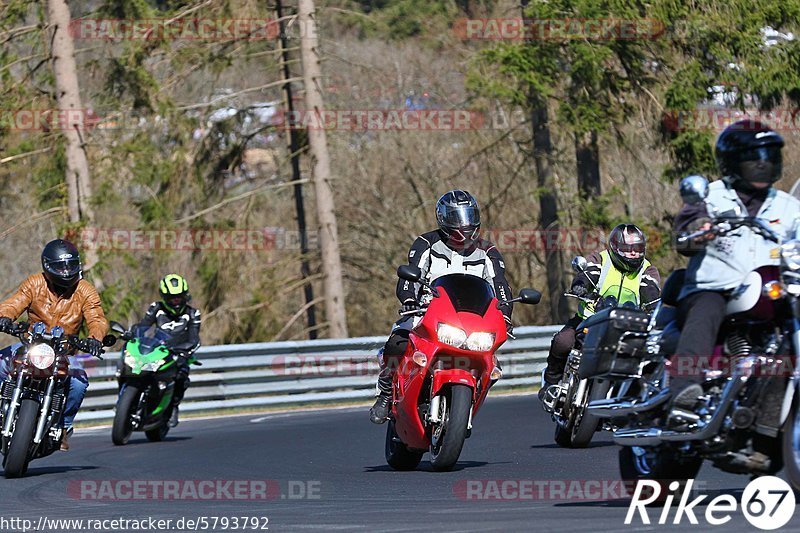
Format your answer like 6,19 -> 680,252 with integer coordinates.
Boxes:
364,460 -> 500,473
123,436 -> 192,445
554,488 -> 746,509
12,465 -> 99,478
530,441 -> 616,449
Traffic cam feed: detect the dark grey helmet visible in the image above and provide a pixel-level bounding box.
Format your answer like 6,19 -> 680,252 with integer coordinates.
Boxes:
436,190 -> 481,246
41,239 -> 82,291
715,120 -> 784,190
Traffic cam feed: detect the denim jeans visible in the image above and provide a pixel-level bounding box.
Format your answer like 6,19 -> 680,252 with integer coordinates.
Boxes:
0,344 -> 88,430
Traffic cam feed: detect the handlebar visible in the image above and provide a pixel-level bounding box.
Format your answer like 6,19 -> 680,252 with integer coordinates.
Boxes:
0,321 -> 108,358
677,217 -> 781,245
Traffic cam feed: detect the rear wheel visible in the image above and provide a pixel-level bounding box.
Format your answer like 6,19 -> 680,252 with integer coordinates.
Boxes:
145,423 -> 170,442
619,445 -> 702,500
782,399 -> 800,493
111,385 -> 140,446
429,385 -> 472,472
385,419 -> 423,471
4,399 -> 38,478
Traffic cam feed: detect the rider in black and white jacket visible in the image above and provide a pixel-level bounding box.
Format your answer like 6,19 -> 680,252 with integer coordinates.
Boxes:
369,190 -> 513,424
134,274 -> 201,427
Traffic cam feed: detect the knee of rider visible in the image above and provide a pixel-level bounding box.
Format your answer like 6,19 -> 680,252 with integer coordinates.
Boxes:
551,331 -> 574,356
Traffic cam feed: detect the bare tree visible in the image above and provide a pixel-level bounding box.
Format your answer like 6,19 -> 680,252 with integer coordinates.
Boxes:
46,0 -> 99,273
298,0 -> 348,337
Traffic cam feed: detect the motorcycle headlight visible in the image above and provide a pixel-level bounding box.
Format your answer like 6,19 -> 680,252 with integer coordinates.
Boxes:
781,241 -> 800,270
141,359 -> 165,372
28,343 -> 56,370
437,323 -> 467,348
465,332 -> 496,352
124,351 -> 136,368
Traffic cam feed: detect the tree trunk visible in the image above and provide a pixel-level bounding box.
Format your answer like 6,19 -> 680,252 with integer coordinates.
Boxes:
47,0 -> 100,278
529,94 -> 569,323
575,130 -> 601,198
277,0 -> 317,340
297,0 -> 348,338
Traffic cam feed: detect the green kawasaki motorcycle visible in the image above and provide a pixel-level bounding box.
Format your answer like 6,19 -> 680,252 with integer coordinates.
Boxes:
110,322 -> 199,445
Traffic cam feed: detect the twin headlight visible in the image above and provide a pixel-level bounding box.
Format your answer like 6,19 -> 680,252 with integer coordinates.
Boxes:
436,323 -> 496,352
123,350 -> 164,372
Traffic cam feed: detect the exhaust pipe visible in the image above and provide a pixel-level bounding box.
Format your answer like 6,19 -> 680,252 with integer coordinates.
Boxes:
614,373 -> 747,447
586,387 -> 672,417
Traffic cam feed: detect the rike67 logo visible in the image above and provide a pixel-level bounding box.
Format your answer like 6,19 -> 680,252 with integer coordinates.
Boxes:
626,476 -> 795,530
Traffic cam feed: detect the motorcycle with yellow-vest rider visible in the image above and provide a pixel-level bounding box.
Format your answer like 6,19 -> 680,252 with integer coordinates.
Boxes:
538,224 -> 662,447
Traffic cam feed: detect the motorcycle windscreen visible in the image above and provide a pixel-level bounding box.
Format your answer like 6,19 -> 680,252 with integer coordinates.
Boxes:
131,325 -> 172,354
600,285 -> 639,308
431,274 -> 494,316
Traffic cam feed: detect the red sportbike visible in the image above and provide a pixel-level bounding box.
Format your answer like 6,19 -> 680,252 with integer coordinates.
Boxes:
384,265 -> 541,471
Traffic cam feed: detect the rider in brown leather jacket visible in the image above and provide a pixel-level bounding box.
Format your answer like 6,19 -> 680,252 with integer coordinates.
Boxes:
0,240 -> 108,450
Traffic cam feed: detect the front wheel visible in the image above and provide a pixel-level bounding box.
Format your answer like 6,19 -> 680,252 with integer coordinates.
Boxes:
4,399 -> 39,478
429,384 -> 472,472
782,399 -> 800,492
569,379 -> 611,448
111,385 -> 140,446
385,419 -> 423,471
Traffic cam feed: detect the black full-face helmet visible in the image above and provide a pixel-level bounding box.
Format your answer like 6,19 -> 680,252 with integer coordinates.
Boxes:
715,120 -> 784,190
607,224 -> 646,273
41,239 -> 82,292
436,190 -> 481,247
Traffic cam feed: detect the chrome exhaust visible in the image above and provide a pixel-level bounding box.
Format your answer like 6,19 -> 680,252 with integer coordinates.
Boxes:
614,372 -> 748,446
586,387 -> 672,417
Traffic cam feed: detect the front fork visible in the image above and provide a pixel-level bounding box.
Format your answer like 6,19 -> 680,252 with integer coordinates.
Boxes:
33,377 -> 55,444
2,369 -> 27,438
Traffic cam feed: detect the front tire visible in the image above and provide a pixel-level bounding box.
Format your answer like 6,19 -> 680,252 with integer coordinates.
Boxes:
4,399 -> 39,478
569,379 -> 611,448
429,385 -> 472,472
782,399 -> 800,492
385,419 -> 423,471
112,385 -> 140,446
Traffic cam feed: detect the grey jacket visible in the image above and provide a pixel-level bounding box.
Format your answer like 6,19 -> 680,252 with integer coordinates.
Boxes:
678,180 -> 800,299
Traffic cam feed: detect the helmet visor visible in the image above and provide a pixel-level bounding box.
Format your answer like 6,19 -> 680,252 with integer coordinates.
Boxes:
441,205 -> 480,229
738,146 -> 782,164
44,258 -> 81,278
615,241 -> 646,255
165,295 -> 187,309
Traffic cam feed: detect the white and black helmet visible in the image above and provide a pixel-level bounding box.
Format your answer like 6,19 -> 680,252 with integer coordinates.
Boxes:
436,190 -> 481,245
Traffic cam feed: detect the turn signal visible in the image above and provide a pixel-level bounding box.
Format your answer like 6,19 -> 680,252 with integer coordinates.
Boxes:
762,281 -> 785,300
490,366 -> 503,380
412,351 -> 428,366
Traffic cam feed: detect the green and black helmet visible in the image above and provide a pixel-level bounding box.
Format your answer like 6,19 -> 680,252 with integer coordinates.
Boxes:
159,274 -> 189,315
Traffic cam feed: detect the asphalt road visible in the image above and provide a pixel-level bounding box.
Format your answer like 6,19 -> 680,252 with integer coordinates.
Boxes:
0,395 -> 798,532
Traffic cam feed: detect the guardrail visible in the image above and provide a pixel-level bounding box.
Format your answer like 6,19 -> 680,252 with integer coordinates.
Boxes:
74,325 -> 560,424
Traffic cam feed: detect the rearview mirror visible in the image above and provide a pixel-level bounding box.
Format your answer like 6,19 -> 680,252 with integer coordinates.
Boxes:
102,334 -> 117,347
397,264 -> 422,282
518,288 -> 542,305
679,175 -> 709,205
571,256 -> 588,273
108,321 -> 126,334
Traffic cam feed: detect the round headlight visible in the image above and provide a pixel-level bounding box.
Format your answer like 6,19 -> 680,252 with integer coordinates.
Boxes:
28,343 -> 56,370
